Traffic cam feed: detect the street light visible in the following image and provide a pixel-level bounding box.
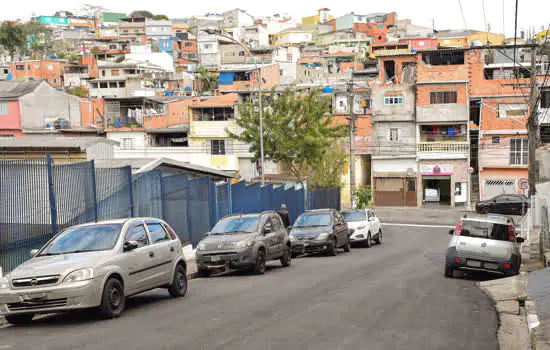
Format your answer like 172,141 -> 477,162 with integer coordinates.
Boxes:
203,28 -> 265,185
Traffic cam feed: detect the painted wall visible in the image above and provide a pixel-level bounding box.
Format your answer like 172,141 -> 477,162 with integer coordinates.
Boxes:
0,100 -> 22,130
417,158 -> 469,207
11,61 -> 66,88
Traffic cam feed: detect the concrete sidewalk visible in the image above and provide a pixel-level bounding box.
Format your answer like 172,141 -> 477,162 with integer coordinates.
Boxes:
374,206 -> 470,226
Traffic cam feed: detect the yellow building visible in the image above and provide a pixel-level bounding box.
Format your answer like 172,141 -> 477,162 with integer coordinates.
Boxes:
536,29 -> 550,43
302,8 -> 333,26
437,30 -> 504,47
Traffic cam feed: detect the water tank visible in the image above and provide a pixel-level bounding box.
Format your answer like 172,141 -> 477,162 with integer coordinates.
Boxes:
322,86 -> 334,93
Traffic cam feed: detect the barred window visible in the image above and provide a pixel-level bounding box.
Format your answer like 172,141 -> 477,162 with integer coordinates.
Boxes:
510,138 -> 528,165
384,95 -> 403,105
430,91 -> 457,104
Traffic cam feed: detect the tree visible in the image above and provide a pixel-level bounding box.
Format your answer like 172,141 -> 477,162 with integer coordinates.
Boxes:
354,187 -> 373,209
152,14 -> 169,20
90,46 -> 102,55
194,66 -> 218,93
68,86 -> 88,97
130,10 -> 154,18
0,22 -> 25,61
228,87 -> 345,206
22,21 -> 51,59
308,139 -> 347,189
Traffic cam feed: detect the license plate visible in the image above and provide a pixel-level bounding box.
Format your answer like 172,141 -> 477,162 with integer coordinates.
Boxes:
210,256 -> 221,262
466,260 -> 481,267
484,262 -> 498,270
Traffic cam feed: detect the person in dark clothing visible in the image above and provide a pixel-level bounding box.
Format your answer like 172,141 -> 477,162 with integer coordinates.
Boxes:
277,204 -> 291,228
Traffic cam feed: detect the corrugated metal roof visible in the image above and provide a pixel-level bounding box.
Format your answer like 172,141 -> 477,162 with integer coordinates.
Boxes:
0,136 -> 118,149
0,81 -> 43,99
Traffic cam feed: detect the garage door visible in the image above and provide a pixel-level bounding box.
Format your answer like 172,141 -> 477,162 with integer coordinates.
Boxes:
482,179 -> 516,200
374,177 -> 416,207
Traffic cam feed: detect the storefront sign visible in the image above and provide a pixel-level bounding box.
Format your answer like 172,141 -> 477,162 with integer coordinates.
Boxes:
421,164 -> 453,176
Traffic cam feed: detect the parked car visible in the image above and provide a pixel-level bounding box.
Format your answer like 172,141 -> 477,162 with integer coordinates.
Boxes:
290,209 -> 350,256
0,218 -> 188,325
341,209 -> 383,247
445,214 -> 524,278
476,194 -> 529,215
195,211 -> 292,276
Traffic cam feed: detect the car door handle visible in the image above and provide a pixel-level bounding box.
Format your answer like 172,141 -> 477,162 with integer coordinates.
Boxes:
149,251 -> 155,258
170,247 -> 175,252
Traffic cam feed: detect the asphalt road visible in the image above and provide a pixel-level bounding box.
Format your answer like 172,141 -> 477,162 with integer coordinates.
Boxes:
0,224 -> 498,350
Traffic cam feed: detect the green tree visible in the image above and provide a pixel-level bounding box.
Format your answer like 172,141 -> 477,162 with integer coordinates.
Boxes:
130,10 -> 154,18
308,139 -> 347,189
228,87 -> 345,206
354,187 -> 373,209
22,21 -> 51,58
90,46 -> 102,55
68,86 -> 88,97
152,14 -> 169,20
194,66 -> 218,93
0,22 -> 25,61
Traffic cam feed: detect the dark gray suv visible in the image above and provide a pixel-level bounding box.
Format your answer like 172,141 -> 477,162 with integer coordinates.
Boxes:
195,211 -> 292,276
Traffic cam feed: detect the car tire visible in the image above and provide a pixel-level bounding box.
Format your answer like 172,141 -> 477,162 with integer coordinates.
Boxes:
253,250 -> 266,274
5,314 -> 34,325
365,232 -> 372,248
280,245 -> 292,267
168,264 -> 187,298
480,207 -> 490,214
375,229 -> 383,245
99,278 -> 125,319
343,237 -> 351,252
326,238 -> 338,256
291,252 -> 300,259
197,266 -> 211,278
444,264 -> 454,278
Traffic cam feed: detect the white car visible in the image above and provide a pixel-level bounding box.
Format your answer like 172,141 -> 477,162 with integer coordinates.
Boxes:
341,209 -> 383,248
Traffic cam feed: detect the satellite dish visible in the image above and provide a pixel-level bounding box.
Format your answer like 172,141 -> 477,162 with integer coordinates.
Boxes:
406,168 -> 414,177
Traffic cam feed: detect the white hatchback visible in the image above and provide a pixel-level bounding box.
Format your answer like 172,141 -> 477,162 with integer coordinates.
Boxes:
341,209 -> 383,248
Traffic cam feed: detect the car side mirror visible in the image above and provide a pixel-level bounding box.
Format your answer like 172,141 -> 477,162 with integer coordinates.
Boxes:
369,217 -> 376,222
30,249 -> 39,257
516,237 -> 525,243
123,241 -> 139,251
264,222 -> 272,234
204,232 -> 211,237
449,229 -> 455,235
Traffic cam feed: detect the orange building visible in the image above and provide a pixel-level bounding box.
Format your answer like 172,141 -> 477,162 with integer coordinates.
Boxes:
11,60 -> 66,88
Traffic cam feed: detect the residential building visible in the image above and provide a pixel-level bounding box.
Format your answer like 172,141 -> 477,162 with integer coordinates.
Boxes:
102,12 -> 127,27
146,19 -> 173,41
0,65 -> 9,80
416,48 -> 470,207
302,8 -> 334,26
218,63 -> 280,93
0,80 -> 81,136
240,24 -> 270,48
269,28 -> 313,46
436,30 -> 504,47
333,12 -> 397,43
172,18 -> 190,35
222,9 -> 254,30
10,60 -> 66,88
118,17 -> 146,39
400,37 -> 438,51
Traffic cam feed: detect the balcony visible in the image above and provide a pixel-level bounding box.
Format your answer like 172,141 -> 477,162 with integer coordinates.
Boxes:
417,142 -> 469,160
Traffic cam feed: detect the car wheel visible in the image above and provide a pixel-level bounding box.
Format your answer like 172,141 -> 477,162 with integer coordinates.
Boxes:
444,264 -> 454,278
291,253 -> 299,259
365,232 -> 372,248
480,207 -> 490,214
343,237 -> 351,252
326,238 -> 338,256
99,278 -> 125,319
375,229 -> 383,245
5,314 -> 34,325
197,266 -> 211,278
168,264 -> 188,298
280,245 -> 292,267
253,250 -> 266,274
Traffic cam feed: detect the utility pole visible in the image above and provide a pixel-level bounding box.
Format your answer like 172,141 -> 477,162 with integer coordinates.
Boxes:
347,80 -> 356,209
528,44 -> 539,197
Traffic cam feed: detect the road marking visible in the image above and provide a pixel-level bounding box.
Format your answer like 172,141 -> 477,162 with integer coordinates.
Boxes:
382,223 -> 455,229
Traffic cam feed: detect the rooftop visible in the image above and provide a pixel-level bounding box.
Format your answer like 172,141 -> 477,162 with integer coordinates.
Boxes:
0,136 -> 118,149
0,80 -> 43,99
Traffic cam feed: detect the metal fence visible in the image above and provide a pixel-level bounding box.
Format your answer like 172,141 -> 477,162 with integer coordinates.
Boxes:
0,159 -> 341,272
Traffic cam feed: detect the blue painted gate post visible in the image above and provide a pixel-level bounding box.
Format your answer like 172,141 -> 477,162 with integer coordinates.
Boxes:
208,178 -> 218,229
90,160 -> 99,222
227,179 -> 233,215
46,154 -> 58,236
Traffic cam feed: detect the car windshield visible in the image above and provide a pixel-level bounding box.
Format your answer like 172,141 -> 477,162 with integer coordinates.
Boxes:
460,221 -> 511,241
294,213 -> 332,228
211,216 -> 259,234
342,211 -> 366,222
40,224 -> 122,256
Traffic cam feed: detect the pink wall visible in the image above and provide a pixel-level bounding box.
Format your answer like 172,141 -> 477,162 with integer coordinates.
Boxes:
0,100 -> 22,130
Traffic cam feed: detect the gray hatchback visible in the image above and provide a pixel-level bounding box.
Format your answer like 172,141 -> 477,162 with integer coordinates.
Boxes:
0,218 -> 188,325
195,211 -> 292,276
445,214 -> 524,278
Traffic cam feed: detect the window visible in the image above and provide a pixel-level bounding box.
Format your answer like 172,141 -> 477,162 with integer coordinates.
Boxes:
101,70 -> 105,77
389,128 -> 399,141
121,138 -> 134,150
52,78 -> 57,84
109,82 -> 117,88
204,44 -> 212,50
492,136 -> 500,144
111,69 -> 119,76
384,95 -> 403,105
15,65 -> 24,71
47,65 -> 53,71
270,216 -> 283,231
510,138 -> 528,165
498,103 -> 527,118
238,51 -> 246,56
455,182 -> 462,196
118,81 -> 126,88
147,223 -> 170,243
99,82 -> 108,89
0,102 -> 8,115
430,91 -> 457,104
422,52 -> 465,65
542,91 -> 550,109
185,42 -> 193,47
210,140 -> 228,155
125,225 -> 149,248
2,69 -> 7,74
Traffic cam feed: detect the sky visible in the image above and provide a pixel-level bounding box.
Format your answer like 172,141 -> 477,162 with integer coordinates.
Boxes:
2,0 -> 549,37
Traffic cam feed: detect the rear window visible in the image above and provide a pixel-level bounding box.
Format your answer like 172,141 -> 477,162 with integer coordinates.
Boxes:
460,221 -> 511,241
342,211 -> 366,222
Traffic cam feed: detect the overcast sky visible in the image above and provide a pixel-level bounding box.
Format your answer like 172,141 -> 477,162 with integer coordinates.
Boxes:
2,0 -> 549,37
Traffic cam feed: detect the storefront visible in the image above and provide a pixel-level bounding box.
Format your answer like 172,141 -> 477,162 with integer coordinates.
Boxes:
418,160 -> 468,207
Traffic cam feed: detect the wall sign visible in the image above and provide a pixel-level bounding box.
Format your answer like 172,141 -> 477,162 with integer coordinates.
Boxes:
421,164 -> 454,176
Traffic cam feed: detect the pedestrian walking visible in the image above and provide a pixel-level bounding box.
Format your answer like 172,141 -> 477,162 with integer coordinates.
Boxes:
277,204 -> 291,228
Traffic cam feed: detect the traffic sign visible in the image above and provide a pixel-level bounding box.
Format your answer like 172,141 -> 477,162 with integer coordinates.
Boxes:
519,178 -> 529,190
468,167 -> 474,174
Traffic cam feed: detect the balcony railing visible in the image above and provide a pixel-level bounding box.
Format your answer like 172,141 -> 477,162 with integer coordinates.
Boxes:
418,142 -> 469,153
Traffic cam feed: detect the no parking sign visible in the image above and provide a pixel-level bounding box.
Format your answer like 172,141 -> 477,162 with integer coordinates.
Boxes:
519,178 -> 529,191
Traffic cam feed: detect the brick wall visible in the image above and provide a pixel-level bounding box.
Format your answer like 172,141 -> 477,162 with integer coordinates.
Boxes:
378,55 -> 416,83
416,83 -> 468,107
416,52 -> 469,82
11,61 -> 66,88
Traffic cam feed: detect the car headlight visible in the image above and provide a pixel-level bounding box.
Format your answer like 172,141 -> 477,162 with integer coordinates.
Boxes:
197,242 -> 207,251
0,277 -> 9,289
316,232 -> 330,240
63,268 -> 94,283
234,240 -> 254,249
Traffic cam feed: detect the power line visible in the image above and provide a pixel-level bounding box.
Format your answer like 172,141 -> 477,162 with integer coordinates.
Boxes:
482,0 -> 489,43
512,0 -> 519,72
457,0 -> 472,36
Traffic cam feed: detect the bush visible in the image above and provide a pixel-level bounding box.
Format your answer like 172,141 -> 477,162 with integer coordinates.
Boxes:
354,186 -> 373,209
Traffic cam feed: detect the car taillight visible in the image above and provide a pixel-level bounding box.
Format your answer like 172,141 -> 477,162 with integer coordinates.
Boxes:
455,220 -> 464,235
508,225 -> 515,242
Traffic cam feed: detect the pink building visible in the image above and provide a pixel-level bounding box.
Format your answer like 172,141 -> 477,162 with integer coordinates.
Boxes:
400,37 -> 438,51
